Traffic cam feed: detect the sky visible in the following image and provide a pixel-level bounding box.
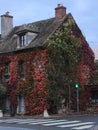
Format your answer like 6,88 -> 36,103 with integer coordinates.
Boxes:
0,0 -> 98,59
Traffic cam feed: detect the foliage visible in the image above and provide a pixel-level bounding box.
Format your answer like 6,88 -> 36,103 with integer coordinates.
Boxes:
0,84 -> 7,97
46,17 -> 95,112
25,49 -> 49,115
0,49 -> 49,115
0,16 -> 95,115
46,18 -> 82,112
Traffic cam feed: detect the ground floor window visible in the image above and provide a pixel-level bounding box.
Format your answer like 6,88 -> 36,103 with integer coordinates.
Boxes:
5,96 -> 10,113
17,96 -> 25,114
91,90 -> 98,103
5,96 -> 25,115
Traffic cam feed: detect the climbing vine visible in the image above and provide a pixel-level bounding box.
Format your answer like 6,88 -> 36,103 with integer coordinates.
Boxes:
46,17 -> 95,112
0,49 -> 49,115
0,16 -> 95,115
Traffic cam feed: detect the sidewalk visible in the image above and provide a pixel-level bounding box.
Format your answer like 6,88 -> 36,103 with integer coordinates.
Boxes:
2,112 -> 98,119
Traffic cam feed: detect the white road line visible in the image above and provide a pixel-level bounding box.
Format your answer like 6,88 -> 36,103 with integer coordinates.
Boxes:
0,119 -> 23,123
1,118 -> 53,124
18,119 -> 53,121
16,119 -> 54,124
72,125 -> 94,130
57,122 -> 94,128
43,120 -> 80,126
0,118 -> 95,130
29,119 -> 66,125
3,118 -> 53,122
0,120 -> 6,123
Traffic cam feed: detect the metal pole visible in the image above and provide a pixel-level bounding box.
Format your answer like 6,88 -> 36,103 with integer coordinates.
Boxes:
68,85 -> 71,112
76,88 -> 79,113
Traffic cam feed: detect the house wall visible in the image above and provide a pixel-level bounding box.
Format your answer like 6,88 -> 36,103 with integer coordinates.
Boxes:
0,48 -> 49,115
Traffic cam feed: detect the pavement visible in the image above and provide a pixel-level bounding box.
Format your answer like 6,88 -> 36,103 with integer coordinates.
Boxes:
2,111 -> 98,119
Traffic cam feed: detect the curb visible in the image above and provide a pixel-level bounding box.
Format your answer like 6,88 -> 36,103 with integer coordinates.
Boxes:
2,113 -> 98,119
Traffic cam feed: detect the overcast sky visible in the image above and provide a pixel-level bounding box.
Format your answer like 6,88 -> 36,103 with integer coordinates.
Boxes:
0,0 -> 98,59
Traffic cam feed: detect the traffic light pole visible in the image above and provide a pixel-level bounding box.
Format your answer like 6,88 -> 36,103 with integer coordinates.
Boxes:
68,85 -> 71,113
76,88 -> 79,113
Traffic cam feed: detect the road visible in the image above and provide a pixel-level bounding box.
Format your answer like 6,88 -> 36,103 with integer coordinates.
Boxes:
0,114 -> 98,130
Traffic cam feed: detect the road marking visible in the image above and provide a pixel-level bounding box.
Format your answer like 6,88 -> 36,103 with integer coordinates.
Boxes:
0,118 -> 95,130
2,118 -> 53,124
57,122 -> 95,128
29,119 -> 66,125
16,119 -> 54,124
43,120 -> 80,126
72,125 -> 94,130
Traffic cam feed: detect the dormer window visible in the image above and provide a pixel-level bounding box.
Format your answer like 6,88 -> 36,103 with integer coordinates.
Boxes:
16,30 -> 38,48
19,33 -> 27,47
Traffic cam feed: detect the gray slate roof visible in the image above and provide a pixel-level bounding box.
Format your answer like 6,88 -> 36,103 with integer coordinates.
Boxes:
0,14 -> 70,54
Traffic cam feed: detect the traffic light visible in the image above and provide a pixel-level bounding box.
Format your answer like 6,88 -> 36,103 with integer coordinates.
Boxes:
75,83 -> 79,89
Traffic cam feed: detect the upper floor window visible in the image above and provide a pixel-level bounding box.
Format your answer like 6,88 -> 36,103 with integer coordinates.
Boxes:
19,34 -> 27,47
16,31 -> 38,48
4,62 -> 10,81
18,60 -> 25,79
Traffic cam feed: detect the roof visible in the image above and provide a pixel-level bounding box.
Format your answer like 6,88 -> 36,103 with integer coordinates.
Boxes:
0,14 -> 71,54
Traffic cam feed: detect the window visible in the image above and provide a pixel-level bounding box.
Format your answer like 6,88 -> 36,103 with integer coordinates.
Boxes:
91,90 -> 98,103
17,96 -> 25,114
4,62 -> 10,81
17,31 -> 38,48
19,34 -> 27,47
36,60 -> 42,68
18,60 -> 25,79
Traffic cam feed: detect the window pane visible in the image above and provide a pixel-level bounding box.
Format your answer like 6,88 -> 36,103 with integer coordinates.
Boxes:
20,34 -> 26,47
19,61 -> 25,79
4,62 -> 10,81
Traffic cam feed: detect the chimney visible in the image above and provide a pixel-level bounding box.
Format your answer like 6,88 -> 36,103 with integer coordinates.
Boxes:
55,4 -> 66,19
1,12 -> 13,38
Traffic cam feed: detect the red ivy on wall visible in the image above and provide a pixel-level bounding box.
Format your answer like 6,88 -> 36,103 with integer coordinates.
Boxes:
0,48 -> 49,115
8,57 -> 18,107
25,49 -> 49,115
0,37 -> 95,115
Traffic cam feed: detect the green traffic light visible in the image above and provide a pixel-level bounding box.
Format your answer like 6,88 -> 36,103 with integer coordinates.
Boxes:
75,83 -> 79,89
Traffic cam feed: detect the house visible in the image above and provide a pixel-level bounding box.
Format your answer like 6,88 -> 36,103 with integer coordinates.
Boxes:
0,4 -> 94,116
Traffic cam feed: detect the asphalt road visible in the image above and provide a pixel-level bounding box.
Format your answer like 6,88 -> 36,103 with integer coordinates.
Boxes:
0,114 -> 98,130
